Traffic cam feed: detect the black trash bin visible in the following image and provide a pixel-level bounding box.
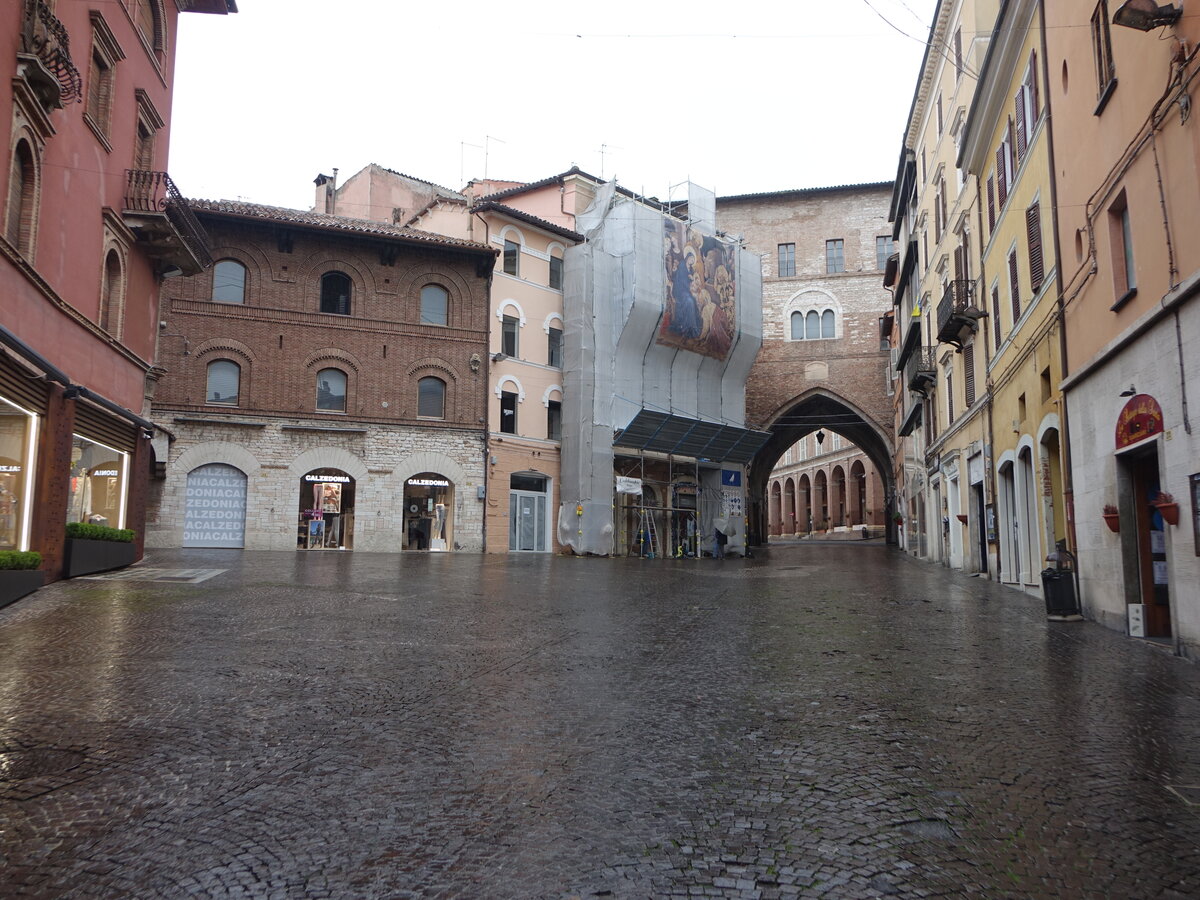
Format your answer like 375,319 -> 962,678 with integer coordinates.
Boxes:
1041,567 -> 1079,617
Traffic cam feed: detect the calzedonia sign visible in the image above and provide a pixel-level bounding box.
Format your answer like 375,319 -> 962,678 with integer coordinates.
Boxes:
92,469 -> 120,477
305,474 -> 351,483
408,478 -> 449,487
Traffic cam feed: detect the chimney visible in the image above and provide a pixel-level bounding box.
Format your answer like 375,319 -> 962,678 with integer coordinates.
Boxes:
313,169 -> 338,214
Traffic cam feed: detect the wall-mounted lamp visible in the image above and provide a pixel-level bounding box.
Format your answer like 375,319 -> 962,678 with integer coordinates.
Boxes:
160,265 -> 185,279
1119,384 -> 1137,397
491,352 -> 506,362
1112,0 -> 1181,31
815,429 -> 825,446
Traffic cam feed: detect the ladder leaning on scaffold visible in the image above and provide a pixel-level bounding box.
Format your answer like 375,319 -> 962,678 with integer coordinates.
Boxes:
636,505 -> 659,558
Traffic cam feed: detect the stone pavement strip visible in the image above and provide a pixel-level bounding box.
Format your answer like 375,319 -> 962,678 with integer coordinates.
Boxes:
1,544 -> 1199,899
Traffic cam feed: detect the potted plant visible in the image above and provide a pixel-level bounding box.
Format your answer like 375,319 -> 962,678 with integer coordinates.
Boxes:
1151,491 -> 1179,526
0,550 -> 43,609
1102,504 -> 1120,533
64,522 -> 137,577
891,512 -> 904,526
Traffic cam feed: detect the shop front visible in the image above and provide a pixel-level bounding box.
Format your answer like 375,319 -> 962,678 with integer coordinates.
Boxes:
0,396 -> 38,551
183,464 -> 247,548
67,436 -> 128,529
404,474 -> 453,551
298,469 -> 355,550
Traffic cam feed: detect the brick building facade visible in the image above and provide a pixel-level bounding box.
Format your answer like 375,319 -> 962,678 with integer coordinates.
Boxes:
1,0 -> 233,587
715,184 -> 897,544
145,201 -> 495,553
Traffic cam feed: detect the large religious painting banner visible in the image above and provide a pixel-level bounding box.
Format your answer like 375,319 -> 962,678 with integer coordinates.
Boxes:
659,220 -> 737,360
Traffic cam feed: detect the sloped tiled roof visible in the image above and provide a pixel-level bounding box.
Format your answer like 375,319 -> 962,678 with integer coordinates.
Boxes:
189,199 -> 494,254
470,201 -> 584,243
716,182 -> 894,203
475,166 -> 608,203
374,165 -> 465,200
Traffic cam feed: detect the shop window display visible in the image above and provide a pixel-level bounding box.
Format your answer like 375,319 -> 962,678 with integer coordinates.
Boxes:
67,436 -> 128,529
404,473 -> 453,551
297,470 -> 355,550
0,398 -> 37,551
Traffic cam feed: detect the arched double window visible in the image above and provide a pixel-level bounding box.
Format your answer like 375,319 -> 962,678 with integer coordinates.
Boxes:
420,284 -> 448,326
320,271 -> 352,315
316,368 -> 347,412
206,360 -> 240,406
417,376 -> 446,418
212,259 -> 246,304
789,309 -> 837,341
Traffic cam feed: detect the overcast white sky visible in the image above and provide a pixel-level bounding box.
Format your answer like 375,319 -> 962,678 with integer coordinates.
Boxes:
169,0 -> 940,211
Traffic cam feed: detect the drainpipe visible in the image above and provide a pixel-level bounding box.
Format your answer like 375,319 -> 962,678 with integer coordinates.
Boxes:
1040,1 -> 1078,571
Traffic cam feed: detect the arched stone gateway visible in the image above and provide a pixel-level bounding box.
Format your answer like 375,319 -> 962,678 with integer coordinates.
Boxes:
746,389 -> 896,547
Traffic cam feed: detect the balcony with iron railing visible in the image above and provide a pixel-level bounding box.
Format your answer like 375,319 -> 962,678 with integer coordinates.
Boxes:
936,279 -> 984,349
123,170 -> 213,275
905,347 -> 937,395
17,0 -> 82,110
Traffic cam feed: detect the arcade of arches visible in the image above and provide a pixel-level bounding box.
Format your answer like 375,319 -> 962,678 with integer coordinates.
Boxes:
767,432 -> 886,535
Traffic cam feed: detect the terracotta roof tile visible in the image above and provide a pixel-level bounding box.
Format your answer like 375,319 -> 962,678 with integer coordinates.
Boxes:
189,199 -> 493,254
470,201 -> 583,243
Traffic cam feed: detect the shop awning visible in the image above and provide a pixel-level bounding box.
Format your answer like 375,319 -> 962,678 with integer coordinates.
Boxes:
613,410 -> 771,464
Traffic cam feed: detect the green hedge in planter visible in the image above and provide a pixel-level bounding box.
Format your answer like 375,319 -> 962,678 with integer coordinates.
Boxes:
0,550 -> 42,570
65,522 -> 135,543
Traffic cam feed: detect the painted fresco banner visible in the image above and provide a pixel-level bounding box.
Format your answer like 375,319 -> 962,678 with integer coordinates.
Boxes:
659,219 -> 737,360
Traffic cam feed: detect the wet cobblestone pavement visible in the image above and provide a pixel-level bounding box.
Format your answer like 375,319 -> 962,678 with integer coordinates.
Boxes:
2,544 -> 1200,899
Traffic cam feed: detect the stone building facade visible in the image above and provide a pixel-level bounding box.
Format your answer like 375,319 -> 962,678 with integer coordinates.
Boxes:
715,184 -> 897,545
145,201 -> 494,553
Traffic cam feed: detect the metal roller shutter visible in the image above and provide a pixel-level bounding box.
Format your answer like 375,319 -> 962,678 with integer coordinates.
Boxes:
0,355 -> 50,415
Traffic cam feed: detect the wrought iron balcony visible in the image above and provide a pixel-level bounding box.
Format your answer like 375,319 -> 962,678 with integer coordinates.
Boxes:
936,279 -> 984,349
17,0 -> 82,109
123,171 -> 213,275
905,347 -> 938,395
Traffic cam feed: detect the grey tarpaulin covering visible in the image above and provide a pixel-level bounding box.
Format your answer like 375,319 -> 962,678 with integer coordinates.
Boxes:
557,182 -> 763,555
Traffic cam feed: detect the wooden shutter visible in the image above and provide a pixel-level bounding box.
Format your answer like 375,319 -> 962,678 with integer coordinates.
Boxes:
947,371 -> 954,425
1009,250 -> 1021,323
1015,86 -> 1027,161
964,342 -> 976,407
1029,50 -> 1040,121
987,175 -> 996,231
996,147 -> 1008,207
1027,202 -> 1044,292
992,286 -> 1002,349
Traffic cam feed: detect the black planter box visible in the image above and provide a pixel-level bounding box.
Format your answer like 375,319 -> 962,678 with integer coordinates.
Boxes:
65,539 -> 137,577
0,570 -> 44,609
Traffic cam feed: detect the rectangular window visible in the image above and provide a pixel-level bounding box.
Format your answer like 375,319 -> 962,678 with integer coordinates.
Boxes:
503,239 -> 519,277
954,28 -> 963,81
1091,2 -> 1116,102
777,243 -> 796,277
875,236 -> 893,271
549,254 -> 563,290
67,435 -> 129,530
502,315 -> 519,357
825,239 -> 845,274
547,326 -> 563,368
937,95 -> 944,137
86,48 -> 113,136
500,391 -> 517,434
946,370 -> 955,425
547,400 -> 562,441
1109,191 -> 1136,307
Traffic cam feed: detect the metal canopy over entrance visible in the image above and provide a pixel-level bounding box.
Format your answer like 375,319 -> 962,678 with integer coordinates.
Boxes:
613,410 -> 771,464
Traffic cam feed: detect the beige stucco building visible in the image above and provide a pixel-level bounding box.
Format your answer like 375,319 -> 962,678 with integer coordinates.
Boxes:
1047,0 -> 1200,654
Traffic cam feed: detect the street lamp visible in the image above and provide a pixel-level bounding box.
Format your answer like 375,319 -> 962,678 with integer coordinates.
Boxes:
1112,0 -> 1181,31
